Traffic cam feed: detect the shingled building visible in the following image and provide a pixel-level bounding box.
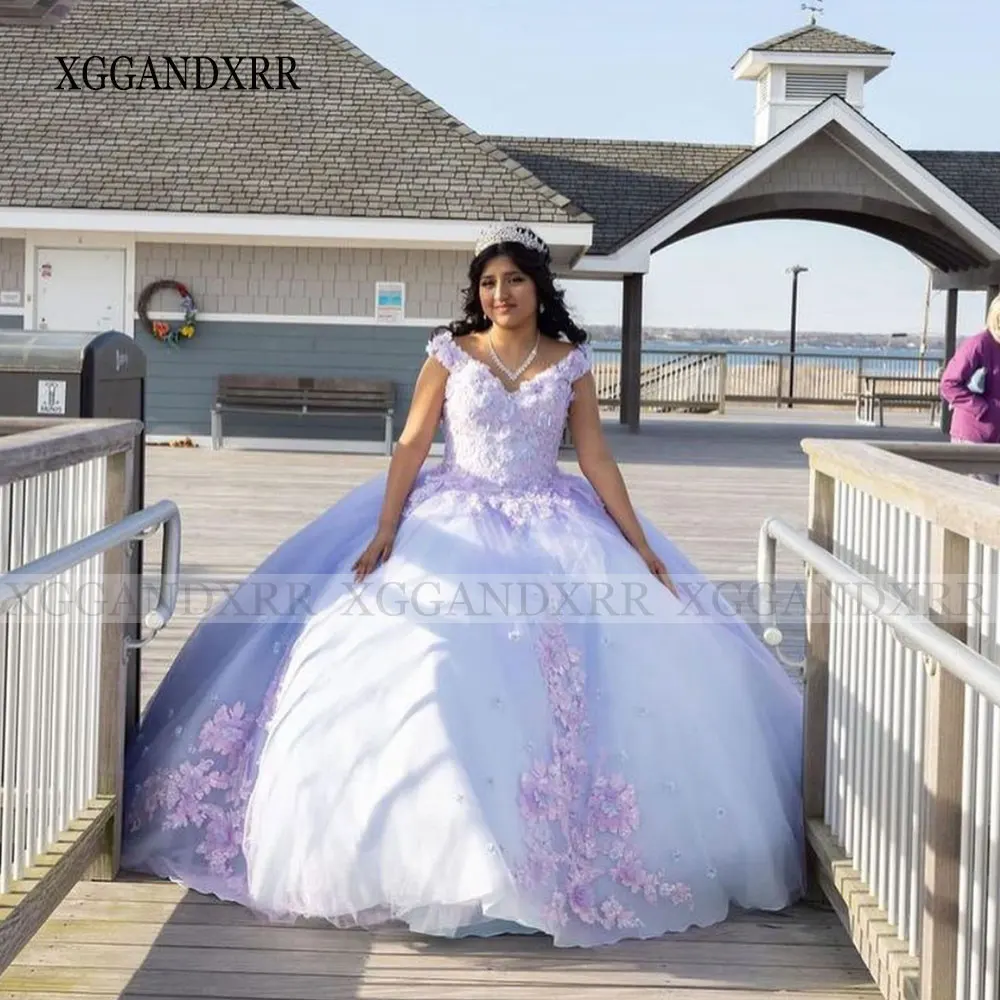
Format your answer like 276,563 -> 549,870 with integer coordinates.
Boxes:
0,3 -> 997,443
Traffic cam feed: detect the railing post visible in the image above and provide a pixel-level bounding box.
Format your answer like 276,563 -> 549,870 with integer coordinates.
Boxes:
717,353 -> 728,415
920,526 -> 969,1000
804,467 -> 835,821
88,445 -> 133,881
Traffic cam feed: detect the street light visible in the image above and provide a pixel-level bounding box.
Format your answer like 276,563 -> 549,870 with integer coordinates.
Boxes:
786,265 -> 808,408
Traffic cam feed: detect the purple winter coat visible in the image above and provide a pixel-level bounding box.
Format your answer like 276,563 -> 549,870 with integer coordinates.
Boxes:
939,330 -> 1000,444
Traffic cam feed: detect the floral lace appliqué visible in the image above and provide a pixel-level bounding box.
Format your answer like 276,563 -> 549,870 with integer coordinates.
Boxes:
403,468 -> 586,528
125,675 -> 282,891
514,623 -> 693,931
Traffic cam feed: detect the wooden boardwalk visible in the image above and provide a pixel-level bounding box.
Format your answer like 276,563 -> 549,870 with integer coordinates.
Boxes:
0,407 -> 943,999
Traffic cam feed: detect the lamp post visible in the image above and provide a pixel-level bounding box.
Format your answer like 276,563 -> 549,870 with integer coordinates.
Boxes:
786,265 -> 808,408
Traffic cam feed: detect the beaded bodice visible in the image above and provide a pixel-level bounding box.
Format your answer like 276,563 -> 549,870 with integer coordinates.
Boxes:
423,329 -> 591,490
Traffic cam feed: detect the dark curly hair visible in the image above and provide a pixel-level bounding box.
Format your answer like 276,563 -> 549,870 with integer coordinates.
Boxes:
446,240 -> 588,345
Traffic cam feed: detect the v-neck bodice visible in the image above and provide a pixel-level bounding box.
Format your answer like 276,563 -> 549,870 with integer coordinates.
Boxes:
419,329 -> 592,493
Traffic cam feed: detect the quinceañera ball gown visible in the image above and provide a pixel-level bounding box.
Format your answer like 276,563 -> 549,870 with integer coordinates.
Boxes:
122,328 -> 805,947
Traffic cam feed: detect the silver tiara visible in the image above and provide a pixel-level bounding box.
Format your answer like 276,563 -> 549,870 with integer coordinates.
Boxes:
474,223 -> 550,261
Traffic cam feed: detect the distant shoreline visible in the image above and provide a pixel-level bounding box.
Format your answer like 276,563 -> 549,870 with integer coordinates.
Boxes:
583,325 -> 948,352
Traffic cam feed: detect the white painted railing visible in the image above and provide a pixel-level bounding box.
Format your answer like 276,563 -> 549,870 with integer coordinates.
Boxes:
826,483 -> 933,956
0,418 -> 179,973
958,538 -> 1000,1000
590,346 -> 943,413
759,439 -> 1000,1000
0,455 -> 108,895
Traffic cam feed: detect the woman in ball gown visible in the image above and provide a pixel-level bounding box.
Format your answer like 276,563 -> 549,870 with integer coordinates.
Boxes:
122,223 -> 805,947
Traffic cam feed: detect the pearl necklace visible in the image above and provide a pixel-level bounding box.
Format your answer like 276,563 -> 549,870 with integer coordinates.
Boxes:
487,330 -> 540,384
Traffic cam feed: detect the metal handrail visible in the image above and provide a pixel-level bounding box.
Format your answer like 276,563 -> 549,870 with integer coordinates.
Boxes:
757,515 -> 1000,706
0,499 -> 181,647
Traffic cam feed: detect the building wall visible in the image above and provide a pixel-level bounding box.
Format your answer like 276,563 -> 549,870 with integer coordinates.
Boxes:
134,243 -> 470,442
0,240 -> 466,442
134,244 -> 468,319
141,318 -> 435,443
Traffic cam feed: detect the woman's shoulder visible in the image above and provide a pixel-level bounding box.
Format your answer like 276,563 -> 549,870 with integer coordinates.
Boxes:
426,327 -> 468,371
953,330 -> 999,362
550,337 -> 592,380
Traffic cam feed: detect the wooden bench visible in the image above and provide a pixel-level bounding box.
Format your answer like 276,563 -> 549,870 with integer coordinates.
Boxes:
211,375 -> 396,454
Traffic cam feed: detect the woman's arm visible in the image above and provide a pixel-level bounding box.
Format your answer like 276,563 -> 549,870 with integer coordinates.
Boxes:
352,358 -> 447,579
374,358 -> 448,530
566,372 -> 677,594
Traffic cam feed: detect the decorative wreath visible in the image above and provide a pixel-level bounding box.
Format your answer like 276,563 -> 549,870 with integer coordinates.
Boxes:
137,279 -> 197,346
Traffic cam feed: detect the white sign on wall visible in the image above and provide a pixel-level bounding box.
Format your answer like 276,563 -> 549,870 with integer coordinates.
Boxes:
37,379 -> 67,415
375,282 -> 405,324
0,290 -> 21,305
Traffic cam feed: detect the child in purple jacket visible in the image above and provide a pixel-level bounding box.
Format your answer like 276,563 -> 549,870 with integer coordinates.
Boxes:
939,293 -> 1000,483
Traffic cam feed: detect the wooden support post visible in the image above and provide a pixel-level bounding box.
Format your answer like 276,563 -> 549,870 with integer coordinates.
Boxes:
620,274 -> 643,433
940,289 -> 958,437
87,445 -> 133,881
804,467 -> 835,821
716,353 -> 728,415
919,526 -> 969,1000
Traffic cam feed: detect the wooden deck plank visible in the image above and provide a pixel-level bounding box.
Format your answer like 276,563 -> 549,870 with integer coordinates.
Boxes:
11,942 -> 879,976
23,915 -> 860,956
5,409 -> 941,999
0,991 -> 882,1000
0,966 -> 881,995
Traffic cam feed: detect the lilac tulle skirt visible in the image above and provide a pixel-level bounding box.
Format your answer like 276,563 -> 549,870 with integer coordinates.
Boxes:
122,466 -> 804,947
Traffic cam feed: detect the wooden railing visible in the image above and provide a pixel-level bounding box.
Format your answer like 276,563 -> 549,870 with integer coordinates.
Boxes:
0,418 -> 179,972
591,346 -> 943,414
761,438 -> 1000,1000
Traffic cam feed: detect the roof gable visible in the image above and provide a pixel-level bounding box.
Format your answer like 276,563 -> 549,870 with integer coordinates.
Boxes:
492,102 -> 1000,263
0,0 -> 587,222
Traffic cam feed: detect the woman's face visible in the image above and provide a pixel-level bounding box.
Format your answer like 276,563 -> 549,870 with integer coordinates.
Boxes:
479,255 -> 538,332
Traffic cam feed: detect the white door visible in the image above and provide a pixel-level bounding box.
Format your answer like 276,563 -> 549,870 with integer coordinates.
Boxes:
34,248 -> 126,333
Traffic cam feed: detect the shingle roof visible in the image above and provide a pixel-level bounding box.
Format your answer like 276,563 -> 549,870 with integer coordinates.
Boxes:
0,0 -> 588,223
485,137 -> 752,254
747,24 -> 893,56
908,151 -> 1000,235
488,136 -> 1000,256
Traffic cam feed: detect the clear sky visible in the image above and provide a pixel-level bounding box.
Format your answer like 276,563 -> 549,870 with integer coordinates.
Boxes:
298,0 -> 1000,337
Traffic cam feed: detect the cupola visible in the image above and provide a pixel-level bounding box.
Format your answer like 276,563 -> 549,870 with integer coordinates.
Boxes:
733,21 -> 894,146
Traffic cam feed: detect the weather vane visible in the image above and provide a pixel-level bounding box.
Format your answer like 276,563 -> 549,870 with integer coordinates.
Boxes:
801,0 -> 824,25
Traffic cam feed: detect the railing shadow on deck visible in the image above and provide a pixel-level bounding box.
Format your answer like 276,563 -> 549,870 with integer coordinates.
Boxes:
34,877 -> 863,997
757,438 -> 1000,1000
